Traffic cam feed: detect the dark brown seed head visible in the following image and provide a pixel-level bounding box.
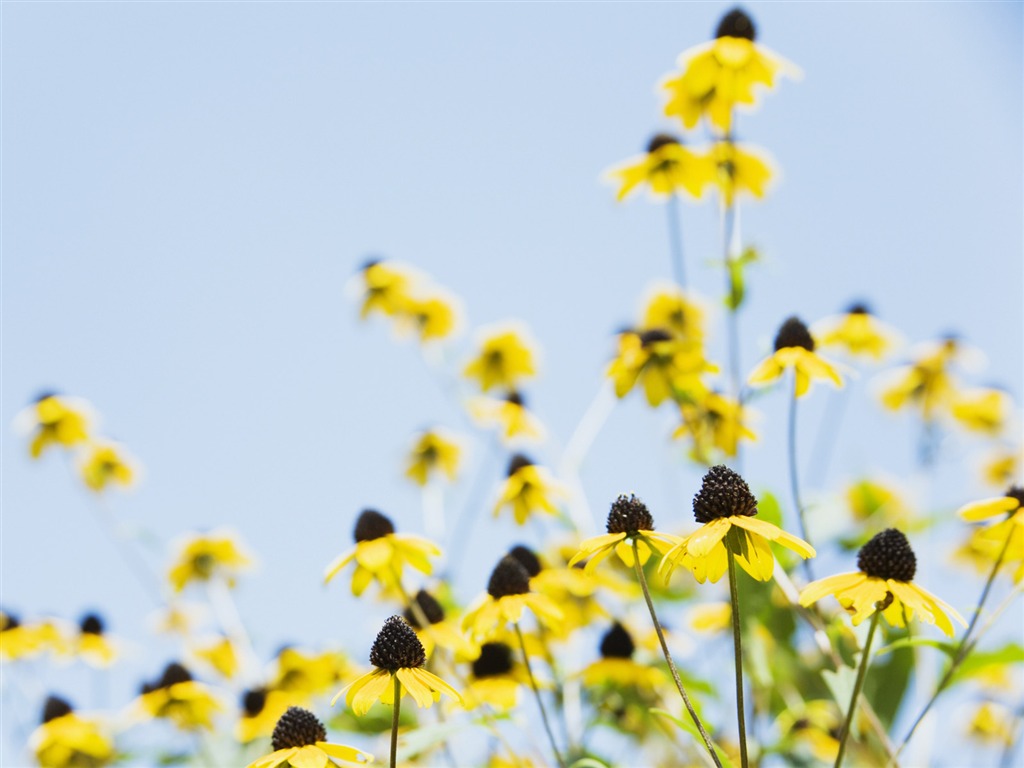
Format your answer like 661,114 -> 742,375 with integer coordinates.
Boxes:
507,453 -> 533,477
599,622 -> 635,660
716,8 -> 756,40
606,494 -> 655,535
42,695 -> 73,724
369,616 -> 426,671
639,328 -> 673,348
1,612 -> 20,632
508,545 -> 543,577
472,642 -> 515,679
846,302 -> 872,316
693,465 -> 758,523
403,590 -> 445,628
1006,486 -> 1024,508
158,662 -> 193,689
774,316 -> 815,352
487,555 -> 532,599
353,509 -> 395,543
857,529 -> 917,582
505,391 -> 525,407
242,688 -> 267,717
647,133 -> 681,154
271,706 -> 327,750
79,613 -> 104,635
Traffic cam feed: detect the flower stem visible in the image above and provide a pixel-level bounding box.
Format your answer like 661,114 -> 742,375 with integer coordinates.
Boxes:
390,674 -> 401,768
787,380 -> 813,581
727,551 -> 749,768
632,539 -> 723,767
666,192 -> 686,290
835,610 -> 882,768
515,622 -> 565,768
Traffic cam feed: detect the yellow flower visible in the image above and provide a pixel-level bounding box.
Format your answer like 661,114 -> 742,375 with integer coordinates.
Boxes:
335,616 -> 460,716
606,329 -> 716,407
958,487 -> 1023,524
323,509 -> 440,596
237,688 -> 295,743
16,393 -> 92,459
247,707 -> 373,767
137,662 -> 222,730
708,141 -> 774,206
168,531 -> 252,593
404,428 -> 461,486
951,387 -> 1014,435
966,701 -> 1016,746
192,636 -> 238,679
580,622 -> 666,691
30,697 -> 115,768
402,589 -> 480,662
75,614 -> 117,668
876,337 -> 962,421
748,316 -> 843,398
603,134 -> 714,201
461,641 -> 531,711
272,646 -> 352,697
982,447 -> 1022,488
397,293 -> 459,343
463,326 -> 538,393
688,602 -> 732,634
673,390 -> 757,460
0,612 -> 64,661
468,391 -> 545,443
958,488 -> 1024,582
775,700 -> 842,764
660,466 -> 814,584
568,494 -> 681,574
800,529 -> 965,637
493,454 -> 564,526
356,260 -> 415,319
462,556 -> 564,641
641,287 -> 707,343
812,303 -> 900,362
845,479 -> 915,529
78,441 -> 137,493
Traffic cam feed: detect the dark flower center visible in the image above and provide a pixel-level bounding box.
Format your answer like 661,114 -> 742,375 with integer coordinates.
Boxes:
158,662 -> 193,689
1,613 -> 20,632
472,642 -> 515,679
639,328 -> 673,348
42,695 -> 73,724
1006,486 -> 1024,508
647,133 -> 681,154
774,316 -> 815,352
857,528 -> 917,582
369,616 -> 426,671
505,391 -> 525,407
508,545 -> 543,578
693,465 -> 758,523
846,302 -> 872,316
715,7 -> 756,41
403,590 -> 445,628
79,613 -> 104,635
354,509 -> 395,543
599,622 -> 635,660
271,706 -> 327,750
507,453 -> 533,477
487,555 -> 532,598
242,688 -> 267,717
606,494 -> 655,535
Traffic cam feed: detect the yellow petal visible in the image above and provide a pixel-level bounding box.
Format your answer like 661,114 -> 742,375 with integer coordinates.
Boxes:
685,518 -> 731,557
289,746 -> 329,768
799,572 -> 866,607
959,496 -> 1019,522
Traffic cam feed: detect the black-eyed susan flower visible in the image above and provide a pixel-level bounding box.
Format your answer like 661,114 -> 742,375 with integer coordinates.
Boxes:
272,646 -> 352,698
463,326 -> 537,393
461,641 -> 531,711
581,622 -> 666,691
959,487 -> 1024,582
748,316 -> 843,398
324,509 -> 440,596
950,387 -> 1014,435
404,429 -> 461,486
78,441 -> 138,493
641,286 -> 707,343
876,336 -> 963,420
0,611 -> 62,662
799,529 -> 965,636
812,303 -> 900,362
462,556 -> 564,640
493,454 -> 564,526
708,140 -> 774,206
237,687 -> 294,743
397,292 -> 460,344
402,589 -> 479,661
356,260 -> 415,320
966,701 -> 1016,747
468,391 -> 545,444
661,7 -> 798,133
673,390 -> 757,460
246,706 -> 373,768
30,696 -> 115,768
774,700 -> 843,764
168,531 -> 252,593
16,392 -> 92,459
529,543 -> 627,639
75,613 -> 117,668
607,328 -> 716,407
604,133 -> 714,202
336,616 -> 460,716
660,465 -> 815,584
192,635 -> 238,679
136,662 -> 222,730
845,479 -> 914,526
569,494 -> 681,574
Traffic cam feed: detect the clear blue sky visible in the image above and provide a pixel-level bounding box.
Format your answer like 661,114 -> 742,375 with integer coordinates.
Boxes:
3,2 -> 1021,765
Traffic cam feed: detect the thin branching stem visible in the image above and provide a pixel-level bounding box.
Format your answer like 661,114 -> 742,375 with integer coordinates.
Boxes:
787,381 -> 813,581
515,622 -> 566,768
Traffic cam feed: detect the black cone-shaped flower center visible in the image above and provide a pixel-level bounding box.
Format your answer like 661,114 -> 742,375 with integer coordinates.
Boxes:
638,328 -> 673,348
857,528 -> 917,582
354,509 -> 395,543
1006,486 -> 1024,508
403,590 -> 445,628
271,706 -> 327,750
158,662 -> 193,689
242,688 -> 268,717
42,695 -> 73,724
507,453 -> 533,477
508,545 -> 543,578
846,302 -> 872,316
716,8 -> 756,40
487,555 -> 532,598
370,616 -> 426,671
472,642 -> 514,679
79,613 -> 104,635
774,316 -> 815,352
693,465 -> 758,523
647,133 -> 681,154
2,613 -> 20,632
599,622 -> 635,660
606,494 -> 654,535
505,391 -> 525,407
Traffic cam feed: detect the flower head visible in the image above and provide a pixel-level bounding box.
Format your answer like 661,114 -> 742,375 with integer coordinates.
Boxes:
468,391 -> 546,444
748,316 -> 844,397
958,487 -> 1024,583
335,616 -> 460,715
30,695 -> 115,768
708,141 -> 774,206
246,706 -> 373,768
16,393 -> 93,459
876,336 -> 964,421
78,441 -> 138,493
463,327 -> 538,393
568,494 -> 681,574
493,454 -> 564,525
661,466 -> 815,584
462,556 -> 564,640
75,612 -> 117,668
800,529 -> 965,636
356,260 -> 415,320
168,531 -> 252,593
137,662 -> 223,730
581,622 -> 666,691
404,429 -> 461,486
603,133 -> 715,202
812,303 -> 900,362
462,641 -> 531,711
607,328 -> 716,407
403,589 -> 480,662
673,390 -> 757,461
950,387 -> 1014,436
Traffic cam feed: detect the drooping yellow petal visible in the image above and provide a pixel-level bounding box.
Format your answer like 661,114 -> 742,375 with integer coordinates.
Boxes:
317,742 -> 374,764
685,518 -> 732,557
799,572 -> 866,607
729,515 -> 816,558
747,355 -> 784,387
959,496 -> 1020,522
289,745 -> 329,768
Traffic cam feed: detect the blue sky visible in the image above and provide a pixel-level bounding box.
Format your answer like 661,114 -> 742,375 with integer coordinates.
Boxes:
3,2 -> 1022,764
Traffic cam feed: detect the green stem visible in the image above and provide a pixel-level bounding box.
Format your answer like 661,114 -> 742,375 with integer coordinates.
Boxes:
666,192 -> 687,290
390,675 -> 401,768
835,610 -> 882,768
515,622 -> 565,768
787,378 -> 813,581
727,551 -> 749,768
632,539 -> 723,768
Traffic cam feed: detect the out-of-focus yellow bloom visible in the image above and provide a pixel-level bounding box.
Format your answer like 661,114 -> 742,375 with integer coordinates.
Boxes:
246,707 -> 373,768
468,392 -> 545,444
237,688 -> 296,743
493,454 -> 564,526
800,529 -> 964,637
31,697 -> 115,768
150,601 -> 206,637
168,531 -> 252,593
461,642 -> 530,711
708,141 -> 774,206
357,260 -> 415,319
846,479 -> 915,529
402,589 -> 480,662
324,510 -> 440,597
951,388 -> 1014,435
959,488 -> 1024,582
78,441 -> 137,493
749,316 -> 843,398
604,134 -> 714,201
688,602 -> 732,634
462,556 -> 564,641
775,700 -> 842,764
75,614 -> 117,668
17,393 -> 92,459
272,647 -> 351,698
193,636 -> 238,679
813,304 -> 900,362
531,559 -> 621,639
967,701 -> 1016,746
876,337 -> 963,421
581,622 -> 666,691
0,613 -> 66,661
137,663 -> 222,731
642,287 -> 707,343
463,327 -> 538,393
607,329 -> 716,407
404,429 -> 461,486
661,8 -> 797,133
983,447 -> 1022,488
398,293 -> 459,343
673,391 -> 757,460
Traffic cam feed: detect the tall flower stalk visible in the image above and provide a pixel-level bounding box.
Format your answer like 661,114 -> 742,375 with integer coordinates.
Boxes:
834,611 -> 882,768
726,550 -> 749,768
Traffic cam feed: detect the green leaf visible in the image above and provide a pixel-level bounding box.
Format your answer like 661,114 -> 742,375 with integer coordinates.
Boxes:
876,637 -> 956,657
569,760 -> 611,768
952,643 -> 1024,684
757,491 -> 784,528
822,664 -> 857,709
863,626 -> 914,728
395,720 -> 465,762
650,708 -> 734,767
725,260 -> 745,310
